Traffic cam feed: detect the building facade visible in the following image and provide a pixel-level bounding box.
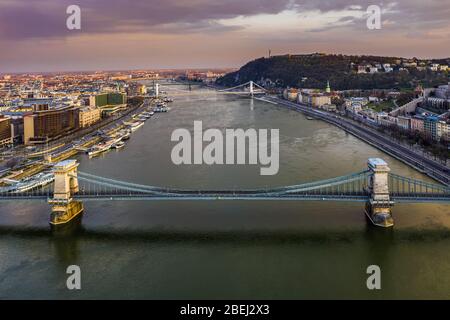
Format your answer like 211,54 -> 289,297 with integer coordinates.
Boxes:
0,116 -> 12,147
411,116 -> 425,133
90,93 -> 127,107
397,116 -> 411,131
23,106 -> 79,145
311,95 -> 331,108
79,107 -> 101,128
423,116 -> 449,141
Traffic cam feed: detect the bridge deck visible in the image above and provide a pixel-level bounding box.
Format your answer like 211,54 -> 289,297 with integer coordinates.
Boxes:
1,192 -> 449,203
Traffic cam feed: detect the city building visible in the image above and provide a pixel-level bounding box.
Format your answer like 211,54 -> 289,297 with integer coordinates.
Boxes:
397,116 -> 411,131
139,85 -> 147,95
89,92 -> 127,107
411,116 -> 425,133
345,97 -> 368,114
437,121 -> 449,141
435,82 -> 450,100
425,97 -> 449,112
429,64 -> 440,72
377,113 -> 397,127
357,65 -> 367,74
423,116 -> 441,141
347,102 -> 362,114
0,115 -> 12,147
403,61 -> 417,68
126,83 -> 147,96
22,98 -> 53,109
79,107 -> 101,128
311,94 -> 331,108
320,103 -> 337,112
383,64 -> 394,73
283,88 -> 299,101
23,106 -> 79,145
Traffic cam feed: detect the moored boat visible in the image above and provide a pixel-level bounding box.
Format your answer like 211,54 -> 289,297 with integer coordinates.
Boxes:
87,139 -> 116,157
12,172 -> 54,193
112,141 -> 125,149
127,121 -> 144,132
121,130 -> 131,140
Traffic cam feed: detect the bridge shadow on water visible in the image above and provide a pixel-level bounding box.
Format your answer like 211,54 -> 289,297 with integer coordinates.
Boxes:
2,220 -> 450,274
1,220 -> 449,245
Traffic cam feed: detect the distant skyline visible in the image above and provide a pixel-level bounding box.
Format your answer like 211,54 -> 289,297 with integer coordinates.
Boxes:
1,0 -> 449,73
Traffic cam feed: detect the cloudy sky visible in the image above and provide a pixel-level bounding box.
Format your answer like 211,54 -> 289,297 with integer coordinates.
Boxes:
0,0 -> 449,72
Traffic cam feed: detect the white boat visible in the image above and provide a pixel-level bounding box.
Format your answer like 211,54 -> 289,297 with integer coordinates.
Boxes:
87,139 -> 115,157
13,173 -> 54,193
127,121 -> 144,132
88,146 -> 108,157
121,131 -> 131,141
112,141 -> 125,150
154,106 -> 169,113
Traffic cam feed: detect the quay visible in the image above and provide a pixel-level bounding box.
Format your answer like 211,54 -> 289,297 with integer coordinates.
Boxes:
263,96 -> 450,186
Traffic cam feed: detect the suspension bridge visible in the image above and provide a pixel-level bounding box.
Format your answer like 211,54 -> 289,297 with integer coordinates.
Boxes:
153,81 -> 266,97
0,158 -> 449,228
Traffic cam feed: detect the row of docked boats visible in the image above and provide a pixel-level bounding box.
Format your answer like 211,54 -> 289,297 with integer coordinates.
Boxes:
86,98 -> 172,158
125,120 -> 145,132
0,171 -> 54,193
86,129 -> 131,157
154,102 -> 169,113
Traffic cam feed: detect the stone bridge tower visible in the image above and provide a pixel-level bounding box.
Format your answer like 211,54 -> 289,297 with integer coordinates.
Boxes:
48,160 -> 83,225
366,158 -> 394,227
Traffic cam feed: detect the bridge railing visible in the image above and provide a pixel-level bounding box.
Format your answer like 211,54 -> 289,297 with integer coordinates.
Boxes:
0,169 -> 449,202
0,185 -> 52,199
72,169 -> 372,198
388,173 -> 450,197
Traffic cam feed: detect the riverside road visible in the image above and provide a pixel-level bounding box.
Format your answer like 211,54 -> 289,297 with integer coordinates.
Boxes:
265,96 -> 450,186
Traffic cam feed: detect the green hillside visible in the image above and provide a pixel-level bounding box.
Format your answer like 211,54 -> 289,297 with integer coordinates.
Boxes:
216,53 -> 449,90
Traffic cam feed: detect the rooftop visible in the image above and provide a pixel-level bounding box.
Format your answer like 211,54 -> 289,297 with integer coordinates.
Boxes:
55,159 -> 77,168
368,158 -> 388,168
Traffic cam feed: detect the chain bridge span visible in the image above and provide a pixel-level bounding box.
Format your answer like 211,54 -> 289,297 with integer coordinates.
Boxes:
0,158 -> 449,228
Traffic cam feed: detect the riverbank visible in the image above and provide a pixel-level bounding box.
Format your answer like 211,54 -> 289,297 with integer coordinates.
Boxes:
0,98 -> 150,185
2,85 -> 449,299
264,96 -> 450,186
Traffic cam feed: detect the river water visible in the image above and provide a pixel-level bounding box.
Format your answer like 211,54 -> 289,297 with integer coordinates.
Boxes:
1,85 -> 449,299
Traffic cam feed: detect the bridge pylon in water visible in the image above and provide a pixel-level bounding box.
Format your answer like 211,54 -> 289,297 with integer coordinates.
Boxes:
366,158 -> 395,228
48,160 -> 83,226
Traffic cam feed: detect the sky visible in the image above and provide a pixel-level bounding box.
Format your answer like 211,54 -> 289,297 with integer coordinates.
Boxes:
0,0 -> 449,73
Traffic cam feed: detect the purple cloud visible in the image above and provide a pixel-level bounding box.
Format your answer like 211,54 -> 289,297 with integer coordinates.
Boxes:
0,0 -> 448,40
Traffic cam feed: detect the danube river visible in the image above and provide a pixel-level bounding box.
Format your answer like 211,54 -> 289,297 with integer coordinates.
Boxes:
1,85 -> 449,299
